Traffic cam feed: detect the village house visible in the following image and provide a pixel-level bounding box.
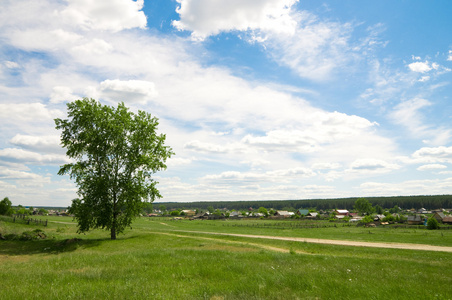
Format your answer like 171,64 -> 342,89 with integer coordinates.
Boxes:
407,215 -> 424,225
433,212 -> 446,223
274,211 -> 293,218
296,209 -> 309,216
181,210 -> 196,217
443,216 -> 452,225
335,209 -> 349,216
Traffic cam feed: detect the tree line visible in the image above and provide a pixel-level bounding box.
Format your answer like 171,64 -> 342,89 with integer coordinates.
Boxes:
157,195 -> 452,212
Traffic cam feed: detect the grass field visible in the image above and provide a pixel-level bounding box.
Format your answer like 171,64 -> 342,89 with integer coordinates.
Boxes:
1,216 -> 451,299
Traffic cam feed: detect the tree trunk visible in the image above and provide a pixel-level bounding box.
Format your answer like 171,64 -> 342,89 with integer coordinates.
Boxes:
111,226 -> 116,240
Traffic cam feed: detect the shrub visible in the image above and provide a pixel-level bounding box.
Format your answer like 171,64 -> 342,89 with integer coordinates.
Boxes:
427,217 -> 439,230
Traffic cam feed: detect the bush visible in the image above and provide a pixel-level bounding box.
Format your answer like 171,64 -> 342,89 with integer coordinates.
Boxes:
427,217 -> 440,230
359,215 -> 374,224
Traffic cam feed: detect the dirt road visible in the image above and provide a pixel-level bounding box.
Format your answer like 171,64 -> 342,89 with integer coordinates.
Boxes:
173,230 -> 452,253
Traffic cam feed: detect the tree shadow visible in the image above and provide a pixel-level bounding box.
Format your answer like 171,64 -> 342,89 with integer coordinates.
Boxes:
0,237 -> 106,256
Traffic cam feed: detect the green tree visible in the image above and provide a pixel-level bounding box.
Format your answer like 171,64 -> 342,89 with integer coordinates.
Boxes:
0,197 -> 13,216
427,217 -> 439,230
258,207 -> 269,217
142,202 -> 153,215
159,205 -> 167,215
354,198 -> 375,216
207,206 -> 214,213
38,208 -> 49,215
374,205 -> 384,215
389,205 -> 400,214
55,98 -> 173,240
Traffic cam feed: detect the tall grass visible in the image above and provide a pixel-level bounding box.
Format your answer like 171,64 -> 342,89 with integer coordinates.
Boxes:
1,217 -> 451,299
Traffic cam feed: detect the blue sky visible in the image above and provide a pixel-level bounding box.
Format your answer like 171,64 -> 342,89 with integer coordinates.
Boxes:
1,0 -> 452,206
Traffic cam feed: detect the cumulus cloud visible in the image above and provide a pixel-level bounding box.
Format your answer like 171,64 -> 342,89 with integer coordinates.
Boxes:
9,134 -> 62,153
99,79 -> 158,104
202,166 -> 316,184
173,0 -> 298,40
349,159 -> 400,173
166,157 -> 193,167
0,103 -> 63,123
50,86 -> 80,103
417,164 -> 447,171
359,177 -> 452,196
0,168 -> 50,181
408,61 -> 432,73
0,148 -> 69,165
184,140 -> 244,154
241,112 -> 376,152
172,0 -> 363,81
412,146 -> 452,163
60,0 -> 147,32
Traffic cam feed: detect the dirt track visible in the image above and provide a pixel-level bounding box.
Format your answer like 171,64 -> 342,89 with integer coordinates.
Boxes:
174,230 -> 452,253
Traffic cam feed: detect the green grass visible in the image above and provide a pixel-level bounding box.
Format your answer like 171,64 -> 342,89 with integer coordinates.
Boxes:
1,217 -> 451,299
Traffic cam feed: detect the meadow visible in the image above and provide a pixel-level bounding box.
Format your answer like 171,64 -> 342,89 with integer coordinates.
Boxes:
1,216 -> 451,299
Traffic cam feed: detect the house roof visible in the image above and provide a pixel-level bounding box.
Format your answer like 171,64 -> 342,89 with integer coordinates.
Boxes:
442,216 -> 452,223
435,212 -> 446,219
276,211 -> 293,216
336,209 -> 349,214
297,209 -> 309,215
407,215 -> 423,221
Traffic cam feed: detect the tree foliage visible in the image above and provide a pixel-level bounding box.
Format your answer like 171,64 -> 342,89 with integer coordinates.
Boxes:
55,99 -> 173,239
427,217 -> 440,230
354,198 -> 375,216
0,197 -> 13,216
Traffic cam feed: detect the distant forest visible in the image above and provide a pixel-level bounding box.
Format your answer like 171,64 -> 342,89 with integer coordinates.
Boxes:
157,195 -> 452,211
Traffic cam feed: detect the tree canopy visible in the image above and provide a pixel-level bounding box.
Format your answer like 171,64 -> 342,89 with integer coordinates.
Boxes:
354,198 -> 375,216
0,197 -> 13,216
55,98 -> 173,239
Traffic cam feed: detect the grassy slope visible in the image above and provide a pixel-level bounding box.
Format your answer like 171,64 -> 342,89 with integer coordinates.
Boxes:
1,217 -> 451,299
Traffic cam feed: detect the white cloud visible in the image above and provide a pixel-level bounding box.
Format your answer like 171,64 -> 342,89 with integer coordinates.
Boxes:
60,0 -> 147,32
50,86 -> 80,104
417,164 -> 447,171
202,166 -> 316,184
0,148 -> 69,165
348,159 -> 400,173
166,157 -> 192,167
173,0 -> 298,40
311,162 -> 341,170
359,177 -> 452,196
389,98 -> 450,145
72,38 -> 113,55
0,103 -> 63,123
418,76 -> 430,82
0,168 -> 50,181
99,79 -> 158,104
4,61 -> 20,69
391,98 -> 431,128
9,134 -> 62,153
408,61 -> 432,73
184,140 -> 244,154
448,50 -> 452,61
412,146 -> 452,163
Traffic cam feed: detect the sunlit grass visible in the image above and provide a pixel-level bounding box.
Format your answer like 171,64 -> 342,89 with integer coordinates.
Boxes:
1,216 -> 451,299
